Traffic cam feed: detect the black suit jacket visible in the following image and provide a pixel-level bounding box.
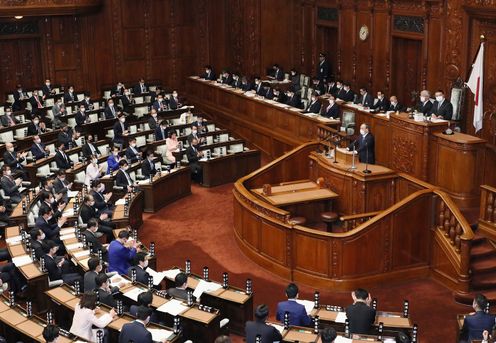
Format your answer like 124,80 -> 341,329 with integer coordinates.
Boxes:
339,90 -> 355,102
30,239 -> 45,261
430,100 -> 453,120
57,131 -> 73,149
42,85 -> 53,97
3,151 -> 24,171
286,95 -> 302,109
168,97 -> 179,110
121,95 -> 133,110
127,265 -> 150,285
201,70 -> 216,80
64,92 -> 76,103
317,60 -> 330,80
90,190 -> 109,213
96,287 -> 117,308
148,117 -> 159,130
371,98 -> 390,112
82,142 -> 101,158
27,123 -> 43,136
306,100 -> 321,114
75,111 -> 88,127
125,146 -> 140,163
0,176 -> 21,199
0,114 -> 19,126
154,126 -> 168,141
36,217 -> 60,240
274,68 -> 284,81
355,93 -> 374,108
345,302 -> 376,335
113,121 -> 127,144
83,230 -> 106,254
80,203 -> 97,224
105,106 -> 118,119
387,102 -> 403,112
416,101 -> 433,115
349,133 -> 375,164
119,321 -> 152,343
323,103 -> 340,119
43,254 -> 62,281
115,169 -> 133,188
263,88 -> 274,99
31,143 -> 47,160
141,159 -> 157,178
54,150 -> 72,170
245,319 -> 283,343
53,177 -> 69,196
186,146 -> 200,164
133,84 -> 147,95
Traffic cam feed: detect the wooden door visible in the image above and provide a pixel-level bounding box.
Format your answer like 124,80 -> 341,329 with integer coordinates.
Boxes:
0,39 -> 42,98
317,25 -> 338,79
391,37 -> 422,108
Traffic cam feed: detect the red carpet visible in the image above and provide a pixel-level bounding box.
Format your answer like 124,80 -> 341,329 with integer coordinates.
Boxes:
140,183 -> 469,342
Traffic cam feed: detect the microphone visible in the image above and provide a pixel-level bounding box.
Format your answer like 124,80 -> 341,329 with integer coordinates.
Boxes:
363,139 -> 372,174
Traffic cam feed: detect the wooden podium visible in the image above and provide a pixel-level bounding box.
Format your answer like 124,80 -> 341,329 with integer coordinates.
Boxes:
335,147 -> 355,165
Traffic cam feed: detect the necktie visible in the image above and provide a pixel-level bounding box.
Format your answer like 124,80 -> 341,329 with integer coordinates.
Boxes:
35,96 -> 42,108
362,95 -> 366,105
125,171 -> 132,185
111,107 -> 115,116
89,144 -> 96,154
8,116 -> 13,125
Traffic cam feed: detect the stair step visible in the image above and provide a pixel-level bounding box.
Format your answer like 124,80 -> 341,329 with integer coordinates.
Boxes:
472,273 -> 496,290
471,257 -> 496,273
456,290 -> 496,306
471,243 -> 496,259
472,233 -> 488,245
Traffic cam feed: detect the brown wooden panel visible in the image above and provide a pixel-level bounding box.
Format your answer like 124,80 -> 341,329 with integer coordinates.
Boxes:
293,232 -> 329,276
260,221 -> 287,264
391,37 -> 422,107
121,0 -> 145,28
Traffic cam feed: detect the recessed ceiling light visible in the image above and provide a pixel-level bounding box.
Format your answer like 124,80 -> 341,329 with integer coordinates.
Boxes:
14,16 -> 23,20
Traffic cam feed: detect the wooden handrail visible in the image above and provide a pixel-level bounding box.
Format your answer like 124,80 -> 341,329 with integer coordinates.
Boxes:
481,184 -> 496,193
434,190 -> 474,241
339,211 -> 382,221
397,172 -> 439,191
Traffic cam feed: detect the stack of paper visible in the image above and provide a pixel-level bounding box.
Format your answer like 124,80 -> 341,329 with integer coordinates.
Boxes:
147,268 -> 167,286
115,199 -> 126,205
156,299 -> 188,316
163,269 -> 181,280
73,250 -> 90,258
296,299 -> 314,315
60,228 -> 75,235
335,336 -> 352,343
65,242 -> 83,251
60,233 -> 76,240
6,236 -> 22,244
192,279 -> 222,298
123,287 -> 146,301
12,255 -> 32,267
147,328 -> 174,342
335,312 -> 348,323
67,191 -> 79,198
271,323 -> 284,334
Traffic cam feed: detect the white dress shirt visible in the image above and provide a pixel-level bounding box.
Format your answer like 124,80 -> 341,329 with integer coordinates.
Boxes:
70,304 -> 113,342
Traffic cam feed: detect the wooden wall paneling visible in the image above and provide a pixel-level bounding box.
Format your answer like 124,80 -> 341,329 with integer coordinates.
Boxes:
354,4 -> 372,89
293,231 -> 330,276
372,4 -> 390,94
260,220 -> 287,265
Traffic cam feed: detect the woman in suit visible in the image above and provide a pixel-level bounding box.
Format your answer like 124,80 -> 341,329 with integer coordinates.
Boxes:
164,131 -> 179,164
70,291 -> 116,342
84,155 -> 103,187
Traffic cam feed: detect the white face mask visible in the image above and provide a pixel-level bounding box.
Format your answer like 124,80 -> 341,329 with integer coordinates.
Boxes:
192,130 -> 197,135
329,100 -> 335,105
6,111 -> 11,116
360,129 -> 366,135
98,185 -> 105,193
436,96 -> 444,102
7,147 -> 14,153
420,96 -> 427,102
5,170 -> 11,176
120,118 -> 125,123
109,103 -> 114,107
35,139 -> 41,144
34,120 -> 39,125
40,233 -> 46,240
152,113 -> 157,118
130,143 -> 136,148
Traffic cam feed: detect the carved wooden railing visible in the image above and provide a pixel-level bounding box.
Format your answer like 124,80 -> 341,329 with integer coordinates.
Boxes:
339,211 -> 381,231
316,124 -> 348,152
478,185 -> 496,241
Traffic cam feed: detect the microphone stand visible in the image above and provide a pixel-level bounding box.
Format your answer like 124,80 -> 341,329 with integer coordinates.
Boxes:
350,141 -> 357,170
363,141 -> 372,174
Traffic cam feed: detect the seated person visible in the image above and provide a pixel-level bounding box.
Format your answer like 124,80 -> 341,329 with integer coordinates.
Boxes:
152,94 -> 168,112
430,90 -> 453,120
57,123 -> 74,149
245,304 -> 283,343
311,78 -> 325,95
285,90 -> 302,109
69,291 -> 116,342
95,273 -> 117,308
134,78 -> 148,95
90,180 -> 113,214
460,294 -> 496,342
202,65 -> 216,80
115,159 -> 137,192
148,109 -> 160,130
129,291 -> 160,324
127,252 -> 150,285
125,138 -> 141,163
108,230 -> 139,275
112,112 -> 128,147
252,77 -> 264,95
83,218 -> 108,257
64,85 -> 77,103
276,283 -> 312,326
84,256 -> 103,292
36,206 -> 66,242
107,146 -> 121,174
30,228 -> 47,261
305,93 -> 321,114
80,194 -> 114,242
323,96 -> 340,119
272,88 -> 287,103
415,90 -> 433,114
187,125 -> 203,145
1,107 -> 19,127
337,83 -> 355,102
53,170 -> 73,203
167,272 -> 189,301
321,327 -> 338,343
371,91 -> 390,112
0,165 -> 23,204
82,134 -> 102,158
27,116 -> 46,136
387,95 -> 403,112
167,90 -> 181,110
186,138 -> 204,183
345,288 -> 376,335
272,64 -> 284,81
3,142 -> 27,175
164,131 -> 179,164
42,324 -> 60,343
30,135 -> 49,160
354,87 -> 374,108
43,240 -> 81,285
85,155 -> 103,187
82,94 -> 93,110
75,104 -> 90,130
104,98 -> 119,119
121,89 -> 134,113
155,120 -> 169,141
262,86 -> 274,99
0,262 -> 26,294
142,150 -> 157,178
119,306 -> 153,343
111,82 -> 125,98
38,190 -> 65,224
54,142 -> 73,170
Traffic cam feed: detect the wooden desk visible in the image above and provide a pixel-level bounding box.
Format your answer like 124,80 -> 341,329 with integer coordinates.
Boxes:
252,180 -> 338,207
137,166 -> 192,212
111,191 -> 144,229
200,149 -> 261,187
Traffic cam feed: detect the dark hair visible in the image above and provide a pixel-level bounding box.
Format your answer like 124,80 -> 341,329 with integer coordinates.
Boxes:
136,305 -> 152,321
95,273 -> 109,287
87,218 -> 98,229
137,291 -> 153,307
321,327 -> 337,343
80,291 -> 98,310
118,230 -> 130,239
119,159 -> 128,167
42,324 -> 60,342
43,240 -> 57,253
40,190 -> 52,202
214,335 -> 232,343
39,206 -> 52,217
134,252 -> 147,266
285,283 -> 299,299
255,304 -> 269,320
88,257 -> 101,271
30,227 -> 42,240
354,288 -> 369,300
475,293 -> 488,310
83,194 -> 93,203
175,272 -> 187,287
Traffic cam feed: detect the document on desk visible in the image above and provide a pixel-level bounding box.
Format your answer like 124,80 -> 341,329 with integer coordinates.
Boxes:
147,268 -> 167,286
335,312 -> 348,323
156,299 -> 188,316
123,287 -> 146,301
147,328 -> 174,342
5,235 -> 22,244
192,279 -> 222,299
60,228 -> 75,235
12,254 -> 32,267
60,233 -> 76,240
334,336 -> 352,343
65,242 -> 83,251
296,299 -> 315,315
62,208 -> 75,217
109,274 -> 131,286
163,268 -> 181,280
271,323 -> 284,334
73,250 -> 90,258
68,191 -> 79,198
115,199 -> 126,205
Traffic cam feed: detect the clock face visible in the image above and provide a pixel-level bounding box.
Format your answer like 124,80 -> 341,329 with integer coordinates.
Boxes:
359,25 -> 369,41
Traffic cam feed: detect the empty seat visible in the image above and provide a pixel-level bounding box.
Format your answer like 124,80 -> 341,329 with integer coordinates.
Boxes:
321,212 -> 339,232
289,217 -> 306,226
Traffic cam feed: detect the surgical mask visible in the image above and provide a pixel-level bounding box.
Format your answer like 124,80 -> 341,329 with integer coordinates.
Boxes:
130,143 -> 136,148
436,96 -> 444,102
40,233 -> 46,240
35,139 -> 41,144
99,185 -> 105,193
120,118 -> 125,123
360,129 -> 366,135
192,130 -> 197,134
311,97 -> 316,102
5,170 -> 11,176
173,93 -> 178,97
5,111 -> 11,116
378,95 -> 383,100
420,96 -> 427,102
47,215 -> 52,221
80,108 -> 85,112
109,102 -> 114,107
329,100 -> 335,105
7,147 -> 14,153
152,113 -> 157,118
34,120 -> 39,125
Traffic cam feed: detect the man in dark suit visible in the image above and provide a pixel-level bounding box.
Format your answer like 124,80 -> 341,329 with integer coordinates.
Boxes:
187,125 -> 202,145
3,143 -> 27,177
83,256 -> 102,292
1,107 -> 19,127
121,89 -> 134,113
63,86 -> 76,103
30,228 -> 47,261
142,150 -> 157,179
80,194 -> 114,242
113,113 -> 128,147
111,82 -> 125,98
220,71 -> 233,85
317,53 -> 330,81
323,96 -> 340,119
119,306 -> 153,343
201,65 -> 216,80
290,69 -> 301,93
186,138 -> 203,183
125,138 -> 141,163
115,160 -> 136,191
38,190 -> 65,224
133,78 -> 148,95
167,272 -> 189,301
460,294 -> 496,342
29,89 -> 44,116
81,95 -> 93,110
192,115 -> 209,133
286,91 -> 302,109
345,288 -> 376,335
348,123 -> 375,164
312,78 -> 325,95
54,143 -> 73,170
104,99 -> 118,119
53,170 -> 72,203
83,218 -> 108,257
0,165 -> 23,204
387,96 -> 403,112
338,83 -> 355,102
371,91 -> 390,111
276,283 -> 312,327
305,93 -> 321,114
27,116 -> 45,136
168,90 -> 181,110
43,240 -> 81,285
95,273 -> 117,308
155,120 -> 169,141
81,135 -> 101,158
430,90 -> 453,120
415,90 -> 433,114
272,64 -> 284,81
252,77 -> 264,95
75,104 -> 89,130
152,94 -> 168,112
232,74 -> 242,88
57,124 -> 72,149
325,80 -> 338,96
148,109 -> 160,130
42,79 -> 55,97
31,135 -> 49,160
36,206 -> 66,242
90,181 -> 113,214
245,304 -> 283,343
13,84 -> 27,111
127,252 -> 150,285
263,86 -> 274,100
355,87 -> 374,108
272,89 -> 287,104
